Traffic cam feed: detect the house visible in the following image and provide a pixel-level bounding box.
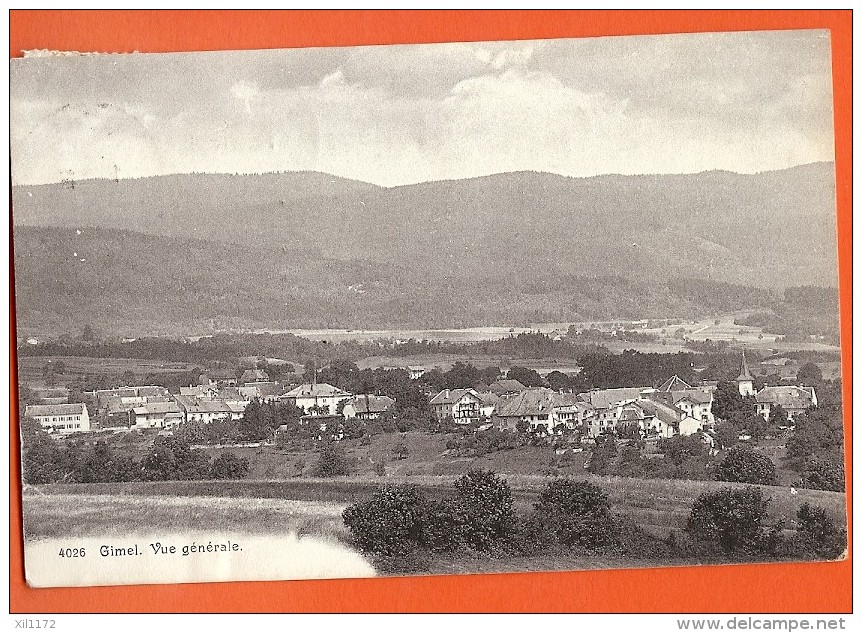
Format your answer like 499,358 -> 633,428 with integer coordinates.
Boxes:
24,403 -> 90,435
578,386 -> 653,409
554,400 -> 594,432
173,396 -> 233,424
429,388 -> 483,425
137,386 -> 169,399
180,385 -> 218,398
735,351 -> 755,397
209,369 -> 238,386
476,392 -> 500,418
240,369 -> 270,384
225,401 -> 248,421
494,388 -> 559,433
342,395 -> 395,420
656,375 -> 693,392
486,379 -> 527,396
239,381 -> 282,402
631,399 -> 703,438
281,383 -> 352,415
92,387 -> 138,408
130,402 -> 184,429
644,389 -> 714,428
583,397 -> 703,439
755,385 -> 817,422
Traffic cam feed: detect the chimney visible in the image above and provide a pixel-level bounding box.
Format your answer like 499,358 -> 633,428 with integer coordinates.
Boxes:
445,389 -> 450,399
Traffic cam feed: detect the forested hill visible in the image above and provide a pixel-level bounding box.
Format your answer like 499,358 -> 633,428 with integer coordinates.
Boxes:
12,226 -> 792,337
12,162 -> 839,289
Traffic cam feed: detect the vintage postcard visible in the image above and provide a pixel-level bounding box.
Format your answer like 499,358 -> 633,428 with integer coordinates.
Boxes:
11,29 -> 847,590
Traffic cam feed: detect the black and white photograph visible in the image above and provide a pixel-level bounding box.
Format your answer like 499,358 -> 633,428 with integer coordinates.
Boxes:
11,29 -> 847,588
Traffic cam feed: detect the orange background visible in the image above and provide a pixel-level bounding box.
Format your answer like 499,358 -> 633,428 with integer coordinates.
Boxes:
9,10 -> 852,613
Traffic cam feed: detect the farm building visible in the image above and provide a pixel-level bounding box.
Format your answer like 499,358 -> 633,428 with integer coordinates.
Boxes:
24,403 -> 90,435
755,385 -> 817,422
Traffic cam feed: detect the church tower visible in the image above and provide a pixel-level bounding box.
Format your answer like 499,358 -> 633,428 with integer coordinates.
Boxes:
735,350 -> 754,397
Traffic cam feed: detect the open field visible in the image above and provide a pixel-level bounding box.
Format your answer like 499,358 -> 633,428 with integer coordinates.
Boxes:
25,473 -> 847,543
22,492 -> 350,541
16,355 -> 200,385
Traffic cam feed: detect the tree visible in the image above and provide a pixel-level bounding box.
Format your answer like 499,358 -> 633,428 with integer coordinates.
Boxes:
450,470 -> 517,550
239,399 -> 277,441
529,479 -> 619,548
140,436 -> 210,481
443,362 -> 481,389
546,370 -> 574,392
714,447 -> 777,485
507,366 -> 545,388
659,434 -> 708,463
211,452 -> 250,479
796,362 -> 823,386
791,502 -> 846,560
686,486 -> 782,556
712,381 -> 755,421
786,407 -> 844,467
342,484 -> 430,556
768,404 -> 789,430
713,421 -> 739,450
312,445 -> 350,477
798,458 -> 844,492
78,441 -> 138,483
22,432 -> 65,484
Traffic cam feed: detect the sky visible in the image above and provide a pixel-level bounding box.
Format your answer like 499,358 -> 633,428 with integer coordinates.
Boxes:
10,29 -> 835,187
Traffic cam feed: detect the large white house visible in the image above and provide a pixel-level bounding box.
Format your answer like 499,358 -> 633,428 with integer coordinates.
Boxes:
755,385 -> 817,422
24,403 -> 90,435
429,388 -> 483,425
281,383 -> 353,415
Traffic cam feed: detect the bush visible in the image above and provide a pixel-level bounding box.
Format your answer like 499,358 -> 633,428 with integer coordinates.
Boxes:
529,479 -> 619,549
686,486 -> 783,556
78,441 -> 138,483
22,433 -> 66,484
342,484 -> 429,556
312,445 -> 350,477
210,452 -> 250,479
422,497 -> 470,553
659,434 -> 708,462
451,469 -> 517,550
140,436 -> 211,481
714,447 -> 777,485
798,458 -> 845,492
790,502 -> 846,560
373,461 -> 386,476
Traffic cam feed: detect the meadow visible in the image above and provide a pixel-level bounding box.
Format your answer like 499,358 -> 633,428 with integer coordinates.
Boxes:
24,472 -> 846,543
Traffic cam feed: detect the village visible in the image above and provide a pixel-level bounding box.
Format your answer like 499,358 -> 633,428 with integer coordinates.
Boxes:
24,351 -> 818,452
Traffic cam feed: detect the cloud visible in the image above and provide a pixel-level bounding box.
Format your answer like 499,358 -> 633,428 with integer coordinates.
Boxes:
10,31 -> 836,186
230,81 -> 260,115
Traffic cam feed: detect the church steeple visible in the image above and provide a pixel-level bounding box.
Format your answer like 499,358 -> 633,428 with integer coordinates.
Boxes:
735,350 -> 754,396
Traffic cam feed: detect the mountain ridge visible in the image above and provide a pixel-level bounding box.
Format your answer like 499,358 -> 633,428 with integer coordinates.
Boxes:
10,162 -> 841,335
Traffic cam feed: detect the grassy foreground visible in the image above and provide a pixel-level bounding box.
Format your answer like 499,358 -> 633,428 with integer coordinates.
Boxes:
24,473 -> 846,541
